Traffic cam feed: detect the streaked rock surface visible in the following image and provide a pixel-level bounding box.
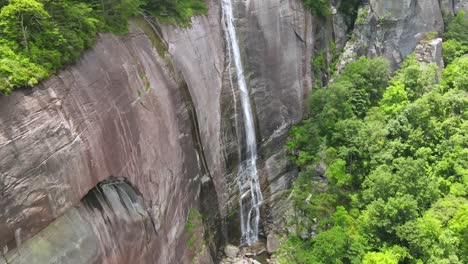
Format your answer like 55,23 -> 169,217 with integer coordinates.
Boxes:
0,0 -> 449,263
0,23 -> 207,263
337,0 -> 444,70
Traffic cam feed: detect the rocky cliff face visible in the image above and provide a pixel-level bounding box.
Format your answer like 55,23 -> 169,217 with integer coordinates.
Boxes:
159,0 -> 314,242
0,24 -> 209,263
0,0 -> 454,263
0,0 -> 313,261
1,179 -> 161,264
337,0 -> 444,70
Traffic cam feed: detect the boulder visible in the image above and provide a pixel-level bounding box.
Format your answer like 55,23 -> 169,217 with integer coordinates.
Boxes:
266,233 -> 281,253
224,244 -> 240,258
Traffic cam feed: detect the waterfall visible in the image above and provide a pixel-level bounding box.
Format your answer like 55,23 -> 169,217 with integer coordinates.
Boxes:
222,0 -> 263,246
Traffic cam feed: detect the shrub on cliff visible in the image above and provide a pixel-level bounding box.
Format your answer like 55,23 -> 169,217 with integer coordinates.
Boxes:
443,10 -> 468,64
0,0 -> 208,95
278,54 -> 468,263
303,0 -> 330,17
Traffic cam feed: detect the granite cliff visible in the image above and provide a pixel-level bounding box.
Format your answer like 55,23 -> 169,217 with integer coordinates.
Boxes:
0,0 -> 459,263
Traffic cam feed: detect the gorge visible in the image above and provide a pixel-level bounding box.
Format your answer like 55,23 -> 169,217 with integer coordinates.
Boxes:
0,0 -> 467,263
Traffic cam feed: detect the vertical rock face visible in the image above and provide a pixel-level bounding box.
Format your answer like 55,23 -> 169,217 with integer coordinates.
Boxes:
455,0 -> 468,13
441,0 -> 468,15
1,180 -> 158,264
239,0 -> 313,235
1,0 -> 450,262
0,24 -> 210,263
159,0 -> 228,215
160,0 -> 314,241
338,0 -> 444,69
0,0 -> 315,258
241,0 -> 313,142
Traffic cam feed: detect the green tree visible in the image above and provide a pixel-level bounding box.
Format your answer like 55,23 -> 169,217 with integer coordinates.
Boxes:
442,55 -> 468,90
362,246 -> 408,264
302,0 -> 330,17
0,44 -> 47,94
0,0 -> 56,57
380,81 -> 410,115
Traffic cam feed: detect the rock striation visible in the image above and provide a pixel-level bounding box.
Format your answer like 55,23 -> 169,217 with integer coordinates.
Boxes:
0,0 -> 452,263
337,0 -> 444,70
0,23 -> 210,263
1,180 -> 159,264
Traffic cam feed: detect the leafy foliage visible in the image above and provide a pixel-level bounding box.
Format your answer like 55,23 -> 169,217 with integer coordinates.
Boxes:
302,0 -> 330,18
277,36 -> 468,263
143,0 -> 207,27
443,10 -> 468,64
0,0 -> 207,94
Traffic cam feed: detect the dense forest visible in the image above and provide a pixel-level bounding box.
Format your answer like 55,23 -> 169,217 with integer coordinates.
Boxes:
1,0 -> 467,263
275,11 -> 468,264
0,0 -> 207,94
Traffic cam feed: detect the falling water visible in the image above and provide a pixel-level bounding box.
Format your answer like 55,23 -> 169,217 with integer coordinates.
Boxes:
222,0 -> 263,246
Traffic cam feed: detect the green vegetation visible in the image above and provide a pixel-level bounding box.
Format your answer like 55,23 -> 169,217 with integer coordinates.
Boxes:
302,0 -> 330,18
312,41 -> 341,87
277,28 -> 468,262
339,0 -> 361,27
378,11 -> 393,25
185,208 -> 202,248
143,0 -> 207,26
0,0 -> 207,95
355,5 -> 369,25
443,11 -> 468,64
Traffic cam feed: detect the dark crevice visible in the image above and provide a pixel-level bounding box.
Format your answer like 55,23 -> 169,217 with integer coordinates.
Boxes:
139,17 -> 223,260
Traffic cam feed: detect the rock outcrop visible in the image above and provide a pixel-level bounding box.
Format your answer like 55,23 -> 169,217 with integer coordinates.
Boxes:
456,0 -> 468,13
337,0 -> 444,70
414,38 -> 444,70
0,0 -> 452,263
1,180 -> 159,264
160,0 -> 314,241
0,0 -> 313,261
0,23 -> 210,263
237,0 -> 313,237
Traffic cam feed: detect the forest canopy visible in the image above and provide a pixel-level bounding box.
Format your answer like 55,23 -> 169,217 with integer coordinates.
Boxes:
0,0 -> 207,95
276,11 -> 468,264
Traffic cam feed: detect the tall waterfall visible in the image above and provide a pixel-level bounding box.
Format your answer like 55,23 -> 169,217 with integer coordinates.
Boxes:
222,0 -> 263,246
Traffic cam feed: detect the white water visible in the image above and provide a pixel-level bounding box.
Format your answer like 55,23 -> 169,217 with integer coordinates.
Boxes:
222,0 -> 263,246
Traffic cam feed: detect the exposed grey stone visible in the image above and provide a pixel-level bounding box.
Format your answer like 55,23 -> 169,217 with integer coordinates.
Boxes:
2,181 -> 157,264
455,0 -> 468,13
415,38 -> 444,70
0,23 -> 204,263
337,0 -> 444,70
224,244 -> 240,258
266,233 -> 281,253
0,0 -> 313,261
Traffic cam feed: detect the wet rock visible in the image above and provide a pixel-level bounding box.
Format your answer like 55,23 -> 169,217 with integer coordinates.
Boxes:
162,0 -> 314,244
220,257 -> 261,264
1,181 -> 157,264
225,244 -> 240,258
241,0 -> 313,142
241,241 -> 266,257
